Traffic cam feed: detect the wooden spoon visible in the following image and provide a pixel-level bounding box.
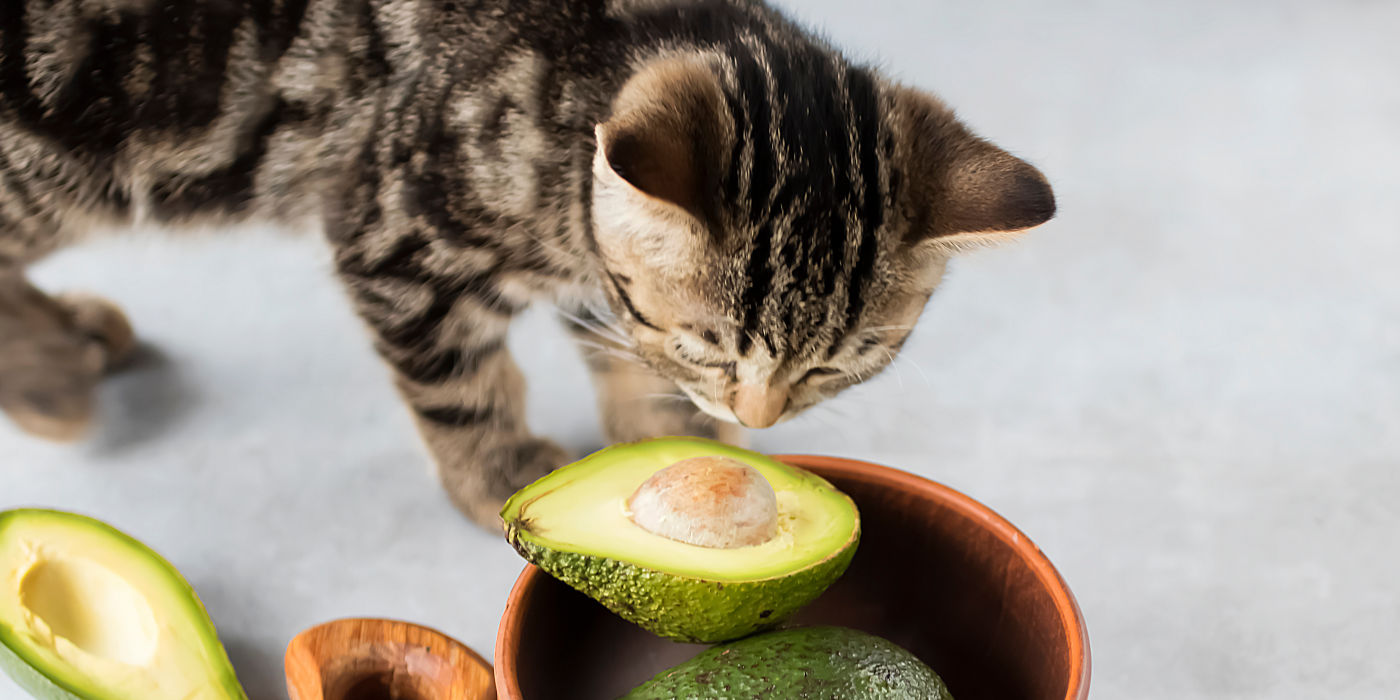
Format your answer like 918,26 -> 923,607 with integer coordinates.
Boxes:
285,618 -> 496,700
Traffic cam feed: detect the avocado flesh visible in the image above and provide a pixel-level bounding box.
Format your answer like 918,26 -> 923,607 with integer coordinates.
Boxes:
502,437 -> 859,643
0,509 -> 247,700
622,626 -> 954,700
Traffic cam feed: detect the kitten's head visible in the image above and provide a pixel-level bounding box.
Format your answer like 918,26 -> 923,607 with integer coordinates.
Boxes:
588,53 -> 1054,428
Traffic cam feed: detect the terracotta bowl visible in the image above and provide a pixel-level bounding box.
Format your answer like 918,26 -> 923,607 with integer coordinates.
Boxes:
494,455 -> 1090,700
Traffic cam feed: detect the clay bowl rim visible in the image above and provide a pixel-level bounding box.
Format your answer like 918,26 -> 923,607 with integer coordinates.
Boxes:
494,453 -> 1092,700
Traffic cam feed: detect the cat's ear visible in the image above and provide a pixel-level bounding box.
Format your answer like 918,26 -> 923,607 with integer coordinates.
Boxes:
891,86 -> 1055,248
593,57 -> 727,228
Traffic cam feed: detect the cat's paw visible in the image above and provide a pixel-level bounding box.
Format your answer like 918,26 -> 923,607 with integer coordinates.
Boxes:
442,437 -> 574,530
0,339 -> 101,442
56,292 -> 136,371
0,292 -> 115,442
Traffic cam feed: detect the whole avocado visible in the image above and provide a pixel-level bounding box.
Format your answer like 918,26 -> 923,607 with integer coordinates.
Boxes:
621,626 -> 953,700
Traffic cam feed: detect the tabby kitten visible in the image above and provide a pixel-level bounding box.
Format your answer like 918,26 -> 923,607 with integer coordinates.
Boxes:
0,0 -> 1054,527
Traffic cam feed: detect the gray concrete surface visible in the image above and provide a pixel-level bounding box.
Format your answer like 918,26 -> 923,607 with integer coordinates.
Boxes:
3,0 -> 1398,698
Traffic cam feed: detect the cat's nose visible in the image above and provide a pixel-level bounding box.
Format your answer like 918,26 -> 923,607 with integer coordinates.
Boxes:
731,382 -> 789,428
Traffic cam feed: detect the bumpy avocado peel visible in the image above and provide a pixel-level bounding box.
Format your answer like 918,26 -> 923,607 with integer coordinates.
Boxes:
506,528 -> 858,643
501,437 -> 860,643
622,626 -> 954,699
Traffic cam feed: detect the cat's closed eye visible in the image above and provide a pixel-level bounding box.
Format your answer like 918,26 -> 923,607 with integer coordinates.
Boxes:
797,367 -> 843,384
671,342 -> 732,369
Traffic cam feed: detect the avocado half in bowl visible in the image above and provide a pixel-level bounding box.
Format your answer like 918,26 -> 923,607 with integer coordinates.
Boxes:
500,438 -> 859,643
496,454 -> 1091,700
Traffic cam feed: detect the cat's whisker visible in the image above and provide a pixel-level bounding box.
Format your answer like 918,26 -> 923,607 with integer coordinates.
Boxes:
513,227 -> 579,267
570,323 -> 631,349
900,355 -> 933,387
890,368 -> 906,390
877,346 -> 906,389
568,335 -> 634,354
572,341 -> 643,365
570,338 -> 624,355
577,302 -> 629,329
636,392 -> 692,404
561,303 -> 628,333
586,313 -> 634,345
558,307 -> 635,348
804,404 -> 853,441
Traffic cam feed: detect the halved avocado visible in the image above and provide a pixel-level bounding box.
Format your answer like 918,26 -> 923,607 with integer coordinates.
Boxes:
501,437 -> 860,643
0,509 -> 247,700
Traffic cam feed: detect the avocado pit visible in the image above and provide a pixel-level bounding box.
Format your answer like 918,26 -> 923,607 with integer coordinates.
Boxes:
628,456 -> 779,548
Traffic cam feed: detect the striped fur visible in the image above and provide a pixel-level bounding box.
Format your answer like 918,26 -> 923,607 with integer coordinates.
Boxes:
0,0 -> 1054,527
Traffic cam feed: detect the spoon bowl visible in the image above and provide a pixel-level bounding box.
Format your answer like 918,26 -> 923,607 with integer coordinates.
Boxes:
285,618 -> 495,700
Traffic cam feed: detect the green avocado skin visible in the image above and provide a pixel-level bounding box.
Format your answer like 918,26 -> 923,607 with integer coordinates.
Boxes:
621,627 -> 954,700
0,640 -> 82,700
507,529 -> 857,644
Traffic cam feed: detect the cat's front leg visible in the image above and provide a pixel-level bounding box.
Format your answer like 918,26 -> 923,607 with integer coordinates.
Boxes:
338,257 -> 569,530
561,306 -> 747,447
400,362 -> 572,530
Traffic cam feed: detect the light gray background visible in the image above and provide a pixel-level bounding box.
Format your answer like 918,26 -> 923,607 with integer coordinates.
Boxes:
3,0 -> 1397,698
